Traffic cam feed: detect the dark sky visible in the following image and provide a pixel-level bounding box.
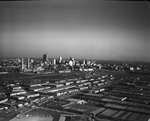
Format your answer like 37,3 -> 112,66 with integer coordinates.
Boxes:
0,0 -> 150,61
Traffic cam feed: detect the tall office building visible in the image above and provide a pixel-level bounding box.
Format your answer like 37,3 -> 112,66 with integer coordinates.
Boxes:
70,57 -> 75,66
53,59 -> 56,65
43,53 -> 47,62
72,58 -> 75,66
59,56 -> 62,63
69,60 -> 73,66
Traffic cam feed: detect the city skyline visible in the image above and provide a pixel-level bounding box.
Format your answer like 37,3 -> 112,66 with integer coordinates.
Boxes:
0,0 -> 150,62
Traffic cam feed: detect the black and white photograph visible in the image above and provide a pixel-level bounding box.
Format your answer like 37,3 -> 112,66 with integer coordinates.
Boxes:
0,0 -> 150,121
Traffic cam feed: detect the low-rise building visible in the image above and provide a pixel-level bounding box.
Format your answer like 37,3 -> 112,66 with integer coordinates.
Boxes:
0,98 -> 8,104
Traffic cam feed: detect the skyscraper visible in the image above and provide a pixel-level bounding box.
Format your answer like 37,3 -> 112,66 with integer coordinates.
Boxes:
72,58 -> 75,66
53,59 -> 56,65
59,56 -> 62,63
43,53 -> 47,62
70,57 -> 75,66
69,60 -> 73,66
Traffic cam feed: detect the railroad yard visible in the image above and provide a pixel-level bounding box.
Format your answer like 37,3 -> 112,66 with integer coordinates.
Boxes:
0,70 -> 150,121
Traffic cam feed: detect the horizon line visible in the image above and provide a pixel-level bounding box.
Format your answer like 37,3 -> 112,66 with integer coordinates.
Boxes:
0,56 -> 150,63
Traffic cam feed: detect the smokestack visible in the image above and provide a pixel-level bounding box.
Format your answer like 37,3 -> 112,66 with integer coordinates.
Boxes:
27,58 -> 30,68
21,58 -> 24,70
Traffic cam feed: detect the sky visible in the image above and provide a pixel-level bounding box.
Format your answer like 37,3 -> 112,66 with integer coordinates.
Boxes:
0,0 -> 150,61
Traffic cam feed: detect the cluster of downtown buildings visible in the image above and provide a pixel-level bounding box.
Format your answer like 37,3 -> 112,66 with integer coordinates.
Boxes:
0,53 -> 97,74
0,53 -> 150,74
